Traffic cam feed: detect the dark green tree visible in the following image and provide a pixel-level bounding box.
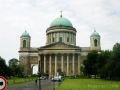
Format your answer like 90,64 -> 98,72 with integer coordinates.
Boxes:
9,58 -> 19,76
82,50 -> 98,78
57,69 -> 62,75
109,43 -> 120,79
8,58 -> 23,77
6,66 -> 13,77
96,50 -> 111,79
83,59 -> 91,77
0,57 -> 7,77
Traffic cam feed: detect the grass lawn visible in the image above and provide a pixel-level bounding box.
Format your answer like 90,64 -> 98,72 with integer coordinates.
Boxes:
7,76 -> 38,85
56,78 -> 120,90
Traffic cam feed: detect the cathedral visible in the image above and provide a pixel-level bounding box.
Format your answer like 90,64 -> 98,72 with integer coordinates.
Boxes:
19,13 -> 101,76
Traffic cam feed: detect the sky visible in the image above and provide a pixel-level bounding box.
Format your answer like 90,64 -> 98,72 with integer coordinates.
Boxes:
0,0 -> 120,73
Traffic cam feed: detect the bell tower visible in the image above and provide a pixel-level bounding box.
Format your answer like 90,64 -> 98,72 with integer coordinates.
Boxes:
19,30 -> 31,75
90,30 -> 101,51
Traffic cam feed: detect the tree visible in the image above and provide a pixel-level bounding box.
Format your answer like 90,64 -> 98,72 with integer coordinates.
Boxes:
9,58 -> 19,76
8,58 -> 23,77
110,43 -> 120,79
104,43 -> 120,80
57,69 -> 62,75
0,57 -> 7,77
6,66 -> 13,77
82,50 -> 98,78
96,50 -> 111,79
83,59 -> 91,77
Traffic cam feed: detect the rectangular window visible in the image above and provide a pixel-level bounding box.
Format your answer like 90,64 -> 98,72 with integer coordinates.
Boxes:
59,37 -> 62,42
53,38 -> 54,42
67,37 -> 69,42
50,38 -> 51,43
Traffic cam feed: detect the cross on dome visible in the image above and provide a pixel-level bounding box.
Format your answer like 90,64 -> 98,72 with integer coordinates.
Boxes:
60,10 -> 63,17
94,28 -> 96,32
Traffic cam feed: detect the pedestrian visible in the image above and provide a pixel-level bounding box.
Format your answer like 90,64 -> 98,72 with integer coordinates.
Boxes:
35,79 -> 37,86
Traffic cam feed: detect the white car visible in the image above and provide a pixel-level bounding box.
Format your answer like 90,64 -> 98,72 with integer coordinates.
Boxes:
51,76 -> 63,82
38,76 -> 47,80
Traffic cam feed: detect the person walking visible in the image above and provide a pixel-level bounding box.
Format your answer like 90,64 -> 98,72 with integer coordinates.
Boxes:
35,79 -> 37,86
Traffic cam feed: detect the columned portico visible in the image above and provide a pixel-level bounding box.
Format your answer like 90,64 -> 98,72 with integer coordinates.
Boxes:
38,52 -> 81,76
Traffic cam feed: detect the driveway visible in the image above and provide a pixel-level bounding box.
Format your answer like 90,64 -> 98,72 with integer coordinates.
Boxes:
6,79 -> 60,90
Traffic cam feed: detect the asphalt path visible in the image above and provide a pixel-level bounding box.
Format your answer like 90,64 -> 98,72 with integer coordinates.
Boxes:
6,79 -> 60,90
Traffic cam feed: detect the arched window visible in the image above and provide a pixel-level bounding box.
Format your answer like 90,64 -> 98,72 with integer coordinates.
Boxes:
23,40 -> 26,47
94,39 -> 97,47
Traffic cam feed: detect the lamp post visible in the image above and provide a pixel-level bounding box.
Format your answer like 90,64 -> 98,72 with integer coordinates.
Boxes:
53,67 -> 55,90
13,72 -> 15,84
38,60 -> 41,90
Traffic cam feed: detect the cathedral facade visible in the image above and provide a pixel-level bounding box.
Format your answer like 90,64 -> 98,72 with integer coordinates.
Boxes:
19,14 -> 101,76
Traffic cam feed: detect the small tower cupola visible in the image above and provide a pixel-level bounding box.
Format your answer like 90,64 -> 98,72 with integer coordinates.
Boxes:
90,30 -> 101,51
20,30 -> 31,49
21,30 -> 31,37
90,30 -> 100,37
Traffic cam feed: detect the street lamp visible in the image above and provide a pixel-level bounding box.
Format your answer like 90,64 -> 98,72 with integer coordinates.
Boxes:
38,60 -> 41,90
13,72 -> 15,84
53,67 -> 55,90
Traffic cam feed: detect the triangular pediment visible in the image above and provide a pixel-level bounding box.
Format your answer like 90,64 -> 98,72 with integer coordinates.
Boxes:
39,42 -> 80,49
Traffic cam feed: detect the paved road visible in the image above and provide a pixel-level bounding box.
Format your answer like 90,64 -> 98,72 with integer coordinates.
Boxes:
6,79 -> 60,90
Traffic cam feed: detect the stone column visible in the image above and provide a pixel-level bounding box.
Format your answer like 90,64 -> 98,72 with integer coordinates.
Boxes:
46,34 -> 47,44
58,32 -> 60,42
55,54 -> 57,76
44,54 -> 46,73
49,54 -> 52,75
51,33 -> 52,43
72,54 -> 75,75
75,34 -> 76,45
78,54 -> 80,74
47,34 -> 49,44
67,54 -> 69,76
61,54 -> 64,72
50,33 -> 52,43
38,55 -> 41,72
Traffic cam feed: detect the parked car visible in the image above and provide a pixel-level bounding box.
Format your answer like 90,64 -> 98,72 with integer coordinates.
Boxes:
38,76 -> 47,80
51,76 -> 62,82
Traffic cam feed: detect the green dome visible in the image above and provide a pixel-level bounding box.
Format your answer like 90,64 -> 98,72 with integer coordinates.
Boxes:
21,31 -> 31,37
91,30 -> 100,37
50,15 -> 73,27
